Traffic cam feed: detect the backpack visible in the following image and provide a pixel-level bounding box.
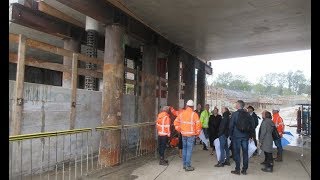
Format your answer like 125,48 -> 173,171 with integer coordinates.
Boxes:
236,111 -> 254,133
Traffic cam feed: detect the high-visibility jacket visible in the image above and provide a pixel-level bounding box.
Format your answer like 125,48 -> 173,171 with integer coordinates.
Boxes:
156,111 -> 171,137
272,112 -> 284,137
200,110 -> 210,128
174,107 -> 202,137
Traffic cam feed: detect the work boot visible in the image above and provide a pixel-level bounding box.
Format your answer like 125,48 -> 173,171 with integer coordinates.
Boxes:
241,169 -> 247,175
159,159 -> 168,166
214,162 -> 224,167
185,166 -> 195,171
260,161 -> 267,165
223,160 -> 231,166
231,170 -> 240,175
261,164 -> 273,172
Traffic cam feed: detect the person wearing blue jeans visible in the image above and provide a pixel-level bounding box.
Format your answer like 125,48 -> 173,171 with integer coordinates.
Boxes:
233,138 -> 249,171
274,138 -> 283,159
182,136 -> 195,169
215,107 -> 231,167
229,100 -> 255,175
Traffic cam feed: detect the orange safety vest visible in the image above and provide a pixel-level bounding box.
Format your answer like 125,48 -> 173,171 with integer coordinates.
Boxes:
156,111 -> 171,137
174,107 -> 202,136
273,112 -> 284,137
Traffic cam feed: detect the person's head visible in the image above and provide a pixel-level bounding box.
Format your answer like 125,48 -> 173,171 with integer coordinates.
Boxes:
262,110 -> 272,119
162,106 -> 170,113
205,104 -> 209,111
186,100 -> 194,108
222,107 -> 230,114
213,107 -> 219,115
272,107 -> 280,114
247,106 -> 254,113
197,103 -> 202,110
236,100 -> 245,110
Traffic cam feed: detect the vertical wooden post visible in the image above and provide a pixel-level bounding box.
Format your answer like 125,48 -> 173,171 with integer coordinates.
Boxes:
12,34 -> 26,135
69,53 -> 78,129
100,24 -> 125,166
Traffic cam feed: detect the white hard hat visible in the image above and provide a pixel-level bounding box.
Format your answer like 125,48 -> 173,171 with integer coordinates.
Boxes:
186,100 -> 194,106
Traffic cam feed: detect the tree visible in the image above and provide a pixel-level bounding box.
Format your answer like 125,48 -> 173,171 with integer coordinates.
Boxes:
214,72 -> 233,88
291,70 -> 306,94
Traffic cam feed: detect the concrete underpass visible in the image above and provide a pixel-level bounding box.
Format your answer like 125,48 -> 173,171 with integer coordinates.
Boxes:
9,0 -> 310,179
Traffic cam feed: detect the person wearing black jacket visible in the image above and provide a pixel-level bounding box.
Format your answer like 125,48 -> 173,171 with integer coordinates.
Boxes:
215,107 -> 231,167
247,106 -> 260,155
208,107 -> 222,155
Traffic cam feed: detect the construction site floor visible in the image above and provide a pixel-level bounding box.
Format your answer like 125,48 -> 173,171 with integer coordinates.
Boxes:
81,143 -> 310,180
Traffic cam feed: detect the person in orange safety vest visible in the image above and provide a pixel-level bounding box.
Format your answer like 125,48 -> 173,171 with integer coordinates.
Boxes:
156,106 -> 171,166
174,100 -> 201,171
272,107 -> 284,162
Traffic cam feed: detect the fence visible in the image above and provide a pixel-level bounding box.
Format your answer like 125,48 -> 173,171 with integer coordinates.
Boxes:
9,122 -> 156,180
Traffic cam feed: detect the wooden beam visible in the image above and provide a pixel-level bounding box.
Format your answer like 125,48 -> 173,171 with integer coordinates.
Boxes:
9,52 -> 103,79
11,3 -> 107,51
10,3 -> 80,39
11,35 -> 26,135
38,1 -> 84,28
10,33 -> 103,66
69,53 -> 78,129
56,0 -> 114,25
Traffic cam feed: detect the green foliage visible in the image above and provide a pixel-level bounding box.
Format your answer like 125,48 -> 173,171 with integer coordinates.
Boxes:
213,70 -> 310,96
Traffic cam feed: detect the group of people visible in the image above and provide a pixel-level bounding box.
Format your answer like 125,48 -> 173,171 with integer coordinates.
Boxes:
155,99 -> 284,174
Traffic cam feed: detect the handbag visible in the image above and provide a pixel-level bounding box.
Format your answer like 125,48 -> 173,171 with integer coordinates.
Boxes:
272,126 -> 281,140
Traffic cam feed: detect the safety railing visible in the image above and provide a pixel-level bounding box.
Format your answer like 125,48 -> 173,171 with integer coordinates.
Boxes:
9,122 -> 156,180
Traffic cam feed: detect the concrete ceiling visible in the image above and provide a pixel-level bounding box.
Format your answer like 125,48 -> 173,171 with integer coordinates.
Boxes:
119,0 -> 310,61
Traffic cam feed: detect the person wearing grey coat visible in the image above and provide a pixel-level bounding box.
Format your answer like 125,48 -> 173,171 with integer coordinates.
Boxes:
259,110 -> 275,172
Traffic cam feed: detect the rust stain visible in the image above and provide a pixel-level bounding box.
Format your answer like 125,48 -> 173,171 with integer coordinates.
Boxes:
99,147 -> 120,166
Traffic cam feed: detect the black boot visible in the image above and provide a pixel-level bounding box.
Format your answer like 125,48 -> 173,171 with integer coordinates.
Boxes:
223,160 -> 231,166
159,157 -> 168,166
261,163 -> 273,172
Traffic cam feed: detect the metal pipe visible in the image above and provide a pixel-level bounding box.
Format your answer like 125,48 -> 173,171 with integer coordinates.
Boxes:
30,139 -> 33,180
86,132 -> 89,175
20,141 -> 22,180
75,133 -> 77,179
55,136 -> 58,180
81,133 -> 83,176
69,134 -> 71,180
48,137 -> 50,180
62,135 -> 65,180
9,128 -> 92,141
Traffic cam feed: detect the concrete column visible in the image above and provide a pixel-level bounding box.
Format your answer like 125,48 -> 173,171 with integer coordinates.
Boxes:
99,24 -> 125,166
183,56 -> 195,104
84,16 -> 99,90
140,45 -> 157,152
197,63 -> 206,107
167,52 -> 180,109
62,38 -> 80,88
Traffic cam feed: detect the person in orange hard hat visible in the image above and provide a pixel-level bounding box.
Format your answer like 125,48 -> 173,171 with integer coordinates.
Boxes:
272,107 -> 284,162
156,106 -> 171,166
174,100 -> 202,171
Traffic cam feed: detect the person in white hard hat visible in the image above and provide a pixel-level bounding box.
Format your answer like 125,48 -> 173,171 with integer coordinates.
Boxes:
174,100 -> 202,171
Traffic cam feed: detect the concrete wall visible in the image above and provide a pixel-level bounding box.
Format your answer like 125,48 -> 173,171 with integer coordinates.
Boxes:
9,80 -> 103,176
9,81 -> 155,177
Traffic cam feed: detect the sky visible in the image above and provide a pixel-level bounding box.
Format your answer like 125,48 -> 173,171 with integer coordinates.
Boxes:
207,50 -> 311,85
